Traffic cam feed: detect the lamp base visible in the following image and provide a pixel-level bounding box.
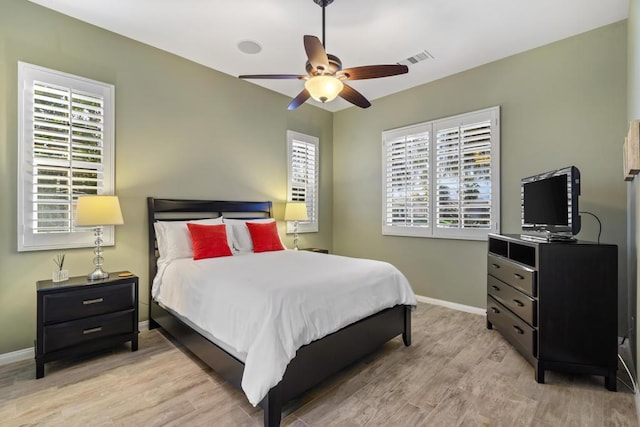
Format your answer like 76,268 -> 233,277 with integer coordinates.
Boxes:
293,224 -> 300,251
87,266 -> 109,281
87,226 -> 109,281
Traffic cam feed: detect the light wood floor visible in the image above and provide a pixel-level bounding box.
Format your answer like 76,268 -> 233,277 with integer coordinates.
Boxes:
1,303 -> 637,426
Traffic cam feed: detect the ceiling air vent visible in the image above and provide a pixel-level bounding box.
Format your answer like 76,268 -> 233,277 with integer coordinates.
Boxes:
398,50 -> 434,67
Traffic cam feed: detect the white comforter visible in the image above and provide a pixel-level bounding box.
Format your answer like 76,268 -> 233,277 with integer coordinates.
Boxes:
152,250 -> 417,406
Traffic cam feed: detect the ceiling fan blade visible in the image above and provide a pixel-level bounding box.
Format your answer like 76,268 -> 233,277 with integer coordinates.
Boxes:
339,83 -> 371,109
288,89 -> 311,110
239,74 -> 305,80
304,35 -> 330,72
337,64 -> 409,80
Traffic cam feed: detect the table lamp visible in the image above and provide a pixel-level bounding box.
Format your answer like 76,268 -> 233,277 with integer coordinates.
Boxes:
284,202 -> 308,250
75,195 -> 124,280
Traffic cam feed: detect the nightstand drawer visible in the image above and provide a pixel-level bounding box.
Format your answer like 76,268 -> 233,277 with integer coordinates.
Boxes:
43,282 -> 135,324
487,295 -> 536,358
487,275 -> 536,326
43,310 -> 134,353
488,254 -> 536,296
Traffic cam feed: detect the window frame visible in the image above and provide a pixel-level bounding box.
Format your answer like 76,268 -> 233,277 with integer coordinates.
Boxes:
382,106 -> 500,241
17,62 -> 115,252
286,130 -> 319,234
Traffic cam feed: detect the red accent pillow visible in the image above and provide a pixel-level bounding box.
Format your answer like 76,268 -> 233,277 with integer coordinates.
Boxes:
246,221 -> 285,253
186,223 -> 233,260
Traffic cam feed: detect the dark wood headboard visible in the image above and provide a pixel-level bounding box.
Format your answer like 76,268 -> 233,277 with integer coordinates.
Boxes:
146,197 -> 273,306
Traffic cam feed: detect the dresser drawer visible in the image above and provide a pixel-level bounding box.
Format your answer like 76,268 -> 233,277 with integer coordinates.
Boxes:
43,282 -> 135,324
43,310 -> 134,353
487,295 -> 536,358
487,275 -> 537,326
487,254 -> 536,296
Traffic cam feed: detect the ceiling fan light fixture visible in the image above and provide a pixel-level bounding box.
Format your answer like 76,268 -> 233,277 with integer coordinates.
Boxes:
304,75 -> 344,103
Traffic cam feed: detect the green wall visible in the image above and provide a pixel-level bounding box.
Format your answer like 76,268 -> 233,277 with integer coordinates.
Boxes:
0,0 -> 334,354
333,22 -> 628,320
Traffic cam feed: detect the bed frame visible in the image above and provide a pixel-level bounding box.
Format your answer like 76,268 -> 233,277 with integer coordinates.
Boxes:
147,197 -> 411,427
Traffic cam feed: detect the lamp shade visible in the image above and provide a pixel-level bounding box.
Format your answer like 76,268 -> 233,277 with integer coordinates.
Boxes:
284,202 -> 308,222
76,195 -> 124,227
304,75 -> 344,103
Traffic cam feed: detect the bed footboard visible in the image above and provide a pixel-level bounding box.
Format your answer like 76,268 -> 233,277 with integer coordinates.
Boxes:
260,304 -> 411,427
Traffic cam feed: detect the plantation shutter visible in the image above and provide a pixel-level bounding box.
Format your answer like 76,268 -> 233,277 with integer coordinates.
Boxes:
460,120 -> 493,229
18,62 -> 115,251
32,81 -> 104,234
287,131 -> 319,233
382,107 -> 499,240
435,127 -> 461,228
433,108 -> 498,239
383,130 -> 430,231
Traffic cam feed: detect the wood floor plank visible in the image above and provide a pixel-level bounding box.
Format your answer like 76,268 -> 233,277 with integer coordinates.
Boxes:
0,302 -> 636,426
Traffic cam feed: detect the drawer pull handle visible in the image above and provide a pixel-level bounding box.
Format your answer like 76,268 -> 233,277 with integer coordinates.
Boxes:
513,273 -> 524,280
83,298 -> 104,305
491,307 -> 500,314
513,299 -> 525,307
513,326 -> 524,335
83,326 -> 102,335
491,263 -> 500,269
491,285 -> 500,291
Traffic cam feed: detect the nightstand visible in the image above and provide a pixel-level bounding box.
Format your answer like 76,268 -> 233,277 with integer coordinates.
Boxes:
301,248 -> 329,254
35,272 -> 139,379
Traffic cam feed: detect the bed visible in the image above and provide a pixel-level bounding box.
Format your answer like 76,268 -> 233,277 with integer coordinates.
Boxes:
147,197 -> 415,426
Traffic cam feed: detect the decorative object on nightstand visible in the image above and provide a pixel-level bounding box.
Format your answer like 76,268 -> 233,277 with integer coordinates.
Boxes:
284,201 -> 308,250
35,272 -> 139,379
52,254 -> 69,282
75,195 -> 124,280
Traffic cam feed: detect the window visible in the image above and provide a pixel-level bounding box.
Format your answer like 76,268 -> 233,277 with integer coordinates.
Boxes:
382,106 -> 500,240
287,130 -> 319,233
18,62 -> 115,251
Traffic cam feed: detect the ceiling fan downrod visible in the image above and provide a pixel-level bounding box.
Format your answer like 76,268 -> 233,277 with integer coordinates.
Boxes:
313,0 -> 334,48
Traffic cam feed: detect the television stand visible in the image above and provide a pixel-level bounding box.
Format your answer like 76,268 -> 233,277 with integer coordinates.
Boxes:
487,233 -> 617,390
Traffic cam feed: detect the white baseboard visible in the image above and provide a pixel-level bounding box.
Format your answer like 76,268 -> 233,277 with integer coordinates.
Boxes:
415,294 -> 485,315
0,347 -> 34,366
0,320 -> 150,367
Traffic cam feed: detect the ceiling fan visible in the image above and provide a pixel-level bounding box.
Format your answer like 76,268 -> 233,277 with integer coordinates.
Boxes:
238,0 -> 409,110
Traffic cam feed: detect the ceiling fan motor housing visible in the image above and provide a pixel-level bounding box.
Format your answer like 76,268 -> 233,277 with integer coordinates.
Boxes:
313,0 -> 334,7
305,54 -> 342,76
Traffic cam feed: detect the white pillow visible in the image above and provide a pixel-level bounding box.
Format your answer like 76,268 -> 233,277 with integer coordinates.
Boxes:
155,217 -> 233,261
223,218 -> 285,252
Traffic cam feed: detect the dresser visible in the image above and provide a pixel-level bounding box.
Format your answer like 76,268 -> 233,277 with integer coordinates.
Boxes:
486,234 -> 617,390
36,272 -> 139,378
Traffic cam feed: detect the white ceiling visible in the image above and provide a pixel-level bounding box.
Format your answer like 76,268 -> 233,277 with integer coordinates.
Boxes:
30,0 -> 629,112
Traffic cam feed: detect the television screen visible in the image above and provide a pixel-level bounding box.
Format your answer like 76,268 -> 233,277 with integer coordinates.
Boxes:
520,165 -> 580,239
523,175 -> 568,225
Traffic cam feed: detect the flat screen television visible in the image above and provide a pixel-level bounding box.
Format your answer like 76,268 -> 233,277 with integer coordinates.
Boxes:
521,166 -> 581,241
